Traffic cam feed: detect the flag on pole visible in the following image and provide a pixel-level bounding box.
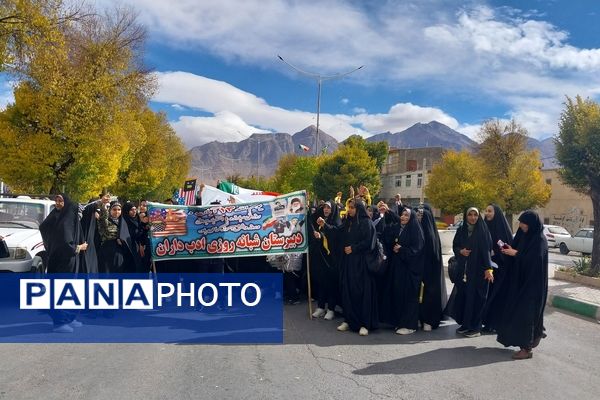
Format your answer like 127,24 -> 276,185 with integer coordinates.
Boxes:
174,179 -> 197,205
298,144 -> 310,152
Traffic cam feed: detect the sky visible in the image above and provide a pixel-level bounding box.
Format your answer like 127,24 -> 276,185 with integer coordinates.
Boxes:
8,0 -> 600,149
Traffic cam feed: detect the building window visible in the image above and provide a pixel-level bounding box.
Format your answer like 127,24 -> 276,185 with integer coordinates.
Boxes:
544,218 -> 550,224
395,176 -> 402,187
406,160 -> 417,171
405,174 -> 411,187
546,179 -> 552,185
417,173 -> 423,188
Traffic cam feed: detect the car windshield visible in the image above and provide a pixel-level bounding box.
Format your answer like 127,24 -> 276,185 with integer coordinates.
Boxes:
548,227 -> 570,235
0,202 -> 46,228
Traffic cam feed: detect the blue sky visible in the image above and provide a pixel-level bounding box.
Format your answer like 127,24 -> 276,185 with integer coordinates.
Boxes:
11,0 -> 600,148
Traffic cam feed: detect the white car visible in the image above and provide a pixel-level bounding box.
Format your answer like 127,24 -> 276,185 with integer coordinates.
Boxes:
558,228 -> 594,255
0,197 -> 55,272
543,225 -> 571,248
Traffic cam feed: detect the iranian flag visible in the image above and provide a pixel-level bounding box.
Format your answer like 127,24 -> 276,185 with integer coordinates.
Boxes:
298,144 -> 310,152
198,181 -> 278,205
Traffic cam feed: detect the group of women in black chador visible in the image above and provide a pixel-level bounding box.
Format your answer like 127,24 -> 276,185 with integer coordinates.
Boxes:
312,195 -> 548,360
313,196 -> 447,337
38,188 -> 548,359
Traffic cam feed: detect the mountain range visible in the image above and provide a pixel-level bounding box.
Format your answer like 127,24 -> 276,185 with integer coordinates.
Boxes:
189,122 -> 557,181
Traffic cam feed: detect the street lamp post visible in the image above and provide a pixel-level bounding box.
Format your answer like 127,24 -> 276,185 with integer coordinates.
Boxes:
277,55 -> 364,155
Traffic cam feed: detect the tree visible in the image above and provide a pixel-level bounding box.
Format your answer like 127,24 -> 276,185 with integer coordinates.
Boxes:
342,134 -> 389,170
425,150 -> 492,215
111,109 -> 190,202
313,146 -> 381,201
555,96 -> 600,275
0,5 -> 158,201
476,119 -> 551,222
271,154 -> 321,197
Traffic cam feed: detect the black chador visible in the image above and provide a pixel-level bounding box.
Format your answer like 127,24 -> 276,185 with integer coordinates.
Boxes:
497,211 -> 548,351
418,205 -> 447,330
482,204 -> 513,332
312,201 -> 342,314
444,207 -> 493,334
322,200 -> 378,331
380,207 -> 425,331
39,193 -> 82,273
122,202 -> 145,273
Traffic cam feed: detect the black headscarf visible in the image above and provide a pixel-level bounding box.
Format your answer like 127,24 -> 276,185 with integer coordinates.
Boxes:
485,204 -> 513,250
396,207 -> 425,252
122,201 -> 141,243
315,201 -> 341,227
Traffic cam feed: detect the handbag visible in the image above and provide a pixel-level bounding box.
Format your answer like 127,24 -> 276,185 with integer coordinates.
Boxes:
365,228 -> 387,275
447,256 -> 464,284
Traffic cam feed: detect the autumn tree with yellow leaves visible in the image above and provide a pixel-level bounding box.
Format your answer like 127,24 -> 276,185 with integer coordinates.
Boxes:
426,119 -> 551,220
0,1 -> 189,201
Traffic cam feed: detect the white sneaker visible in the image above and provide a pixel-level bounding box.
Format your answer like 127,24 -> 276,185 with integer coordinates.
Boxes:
312,307 -> 326,318
359,327 -> 369,336
324,310 -> 335,320
423,323 -> 432,332
69,319 -> 83,328
337,322 -> 350,331
396,328 -> 416,335
53,324 -> 74,333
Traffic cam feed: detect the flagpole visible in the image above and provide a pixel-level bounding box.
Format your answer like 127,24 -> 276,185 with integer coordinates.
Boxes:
277,55 -> 364,155
306,248 -> 313,319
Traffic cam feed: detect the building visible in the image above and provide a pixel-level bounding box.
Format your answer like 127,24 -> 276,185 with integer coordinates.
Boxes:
536,168 -> 594,234
379,147 -> 444,210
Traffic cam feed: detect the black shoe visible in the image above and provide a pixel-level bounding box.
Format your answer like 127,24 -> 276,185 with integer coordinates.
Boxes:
456,326 -> 468,334
464,330 -> 481,338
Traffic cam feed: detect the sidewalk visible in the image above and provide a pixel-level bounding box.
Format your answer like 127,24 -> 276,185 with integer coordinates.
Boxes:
441,255 -> 600,323
547,267 -> 600,322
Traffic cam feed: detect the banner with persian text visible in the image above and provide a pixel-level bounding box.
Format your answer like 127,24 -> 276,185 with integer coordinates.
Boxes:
148,191 -> 308,260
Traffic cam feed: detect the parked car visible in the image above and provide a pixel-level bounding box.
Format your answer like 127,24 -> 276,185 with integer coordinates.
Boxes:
558,228 -> 594,255
543,225 -> 571,248
447,220 -> 463,230
0,196 -> 55,272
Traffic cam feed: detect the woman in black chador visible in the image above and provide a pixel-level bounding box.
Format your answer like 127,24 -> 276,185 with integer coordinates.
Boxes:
418,204 -> 447,331
311,201 -> 342,320
317,199 -> 378,336
97,201 -> 137,273
381,207 -> 425,335
444,207 -> 494,338
39,193 -> 87,332
482,204 -> 513,333
122,202 -> 145,273
497,210 -> 548,360
40,193 -> 87,274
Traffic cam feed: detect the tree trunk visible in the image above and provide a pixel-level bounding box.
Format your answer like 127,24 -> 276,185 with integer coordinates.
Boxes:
591,188 -> 600,276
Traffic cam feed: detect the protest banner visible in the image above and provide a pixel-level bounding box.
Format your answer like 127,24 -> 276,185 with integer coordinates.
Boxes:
147,191 -> 308,260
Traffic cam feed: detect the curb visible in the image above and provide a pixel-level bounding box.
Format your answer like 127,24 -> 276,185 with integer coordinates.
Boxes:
547,293 -> 600,321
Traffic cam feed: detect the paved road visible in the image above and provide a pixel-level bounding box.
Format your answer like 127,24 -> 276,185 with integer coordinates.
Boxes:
1,301 -> 599,400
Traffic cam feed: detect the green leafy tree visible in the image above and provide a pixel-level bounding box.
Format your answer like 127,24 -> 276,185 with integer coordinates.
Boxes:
425,150 -> 492,215
342,134 -> 389,170
555,96 -> 600,275
476,119 -> 551,223
313,146 -> 381,201
271,154 -> 321,197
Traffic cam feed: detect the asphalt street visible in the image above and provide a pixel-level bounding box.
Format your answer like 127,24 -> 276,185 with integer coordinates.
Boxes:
1,294 -> 599,400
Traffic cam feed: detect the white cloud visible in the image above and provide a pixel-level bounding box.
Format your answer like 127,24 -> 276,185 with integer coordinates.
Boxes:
171,104 -> 185,111
154,71 -> 463,147
340,98 -> 349,105
352,107 -> 366,114
101,0 -> 600,139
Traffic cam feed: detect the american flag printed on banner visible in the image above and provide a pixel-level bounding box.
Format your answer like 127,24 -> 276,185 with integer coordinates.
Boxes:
150,209 -> 188,237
